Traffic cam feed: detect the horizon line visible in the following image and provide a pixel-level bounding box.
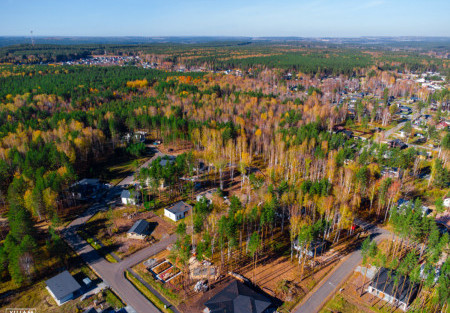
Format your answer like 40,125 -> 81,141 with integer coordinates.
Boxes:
1,35 -> 450,39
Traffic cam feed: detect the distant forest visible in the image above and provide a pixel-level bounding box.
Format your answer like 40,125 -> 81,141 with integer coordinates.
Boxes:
0,41 -> 448,75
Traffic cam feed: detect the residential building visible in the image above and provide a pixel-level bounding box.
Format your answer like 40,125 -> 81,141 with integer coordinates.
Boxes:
70,178 -> 101,200
204,280 -> 272,313
397,199 -> 431,216
293,238 -> 329,258
127,219 -> 150,240
436,121 -> 449,130
121,189 -> 138,205
196,188 -> 218,204
45,271 -> 82,306
164,201 -> 193,222
443,198 -> 450,208
388,139 -> 408,150
367,267 -> 419,312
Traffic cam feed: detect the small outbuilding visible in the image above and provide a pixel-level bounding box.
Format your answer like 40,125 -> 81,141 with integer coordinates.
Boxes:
45,270 -> 82,306
164,201 -> 193,222
127,219 -> 150,240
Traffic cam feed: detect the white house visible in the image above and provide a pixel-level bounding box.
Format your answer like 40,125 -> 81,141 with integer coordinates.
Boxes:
367,267 -> 418,312
164,201 -> 193,222
121,189 -> 137,205
443,198 -> 450,208
196,188 -> 217,204
45,271 -> 82,306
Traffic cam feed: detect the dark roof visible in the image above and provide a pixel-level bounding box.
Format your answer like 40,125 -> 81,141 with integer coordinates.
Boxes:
128,219 -> 149,235
159,156 -> 176,167
45,270 -> 82,300
166,201 -> 192,215
370,267 -> 419,305
121,189 -> 135,199
204,280 -> 271,313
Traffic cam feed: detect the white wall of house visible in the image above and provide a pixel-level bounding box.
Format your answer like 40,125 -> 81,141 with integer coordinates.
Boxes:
367,286 -> 408,312
122,197 -> 136,205
46,287 -> 73,306
127,232 -> 146,240
164,209 -> 184,221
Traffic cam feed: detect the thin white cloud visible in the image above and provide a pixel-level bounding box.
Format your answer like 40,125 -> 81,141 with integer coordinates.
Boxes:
365,0 -> 385,8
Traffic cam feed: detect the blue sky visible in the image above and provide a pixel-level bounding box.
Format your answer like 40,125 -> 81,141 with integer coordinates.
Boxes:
1,0 -> 449,37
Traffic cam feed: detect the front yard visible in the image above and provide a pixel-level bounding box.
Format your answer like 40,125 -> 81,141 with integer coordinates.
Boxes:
83,205 -> 175,259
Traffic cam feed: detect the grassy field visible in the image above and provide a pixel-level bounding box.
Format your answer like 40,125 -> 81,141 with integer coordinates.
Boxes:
125,270 -> 175,313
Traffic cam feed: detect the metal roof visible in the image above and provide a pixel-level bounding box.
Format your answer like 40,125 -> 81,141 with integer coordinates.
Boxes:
121,189 -> 132,199
45,270 -> 82,300
121,189 -> 138,199
128,219 -> 149,235
204,280 -> 271,313
165,201 -> 192,215
370,267 -> 419,305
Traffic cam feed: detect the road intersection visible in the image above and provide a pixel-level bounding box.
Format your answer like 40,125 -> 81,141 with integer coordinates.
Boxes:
61,147 -> 174,313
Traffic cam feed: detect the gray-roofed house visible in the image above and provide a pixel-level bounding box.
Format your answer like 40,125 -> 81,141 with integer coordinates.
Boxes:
204,280 -> 272,313
45,270 -> 82,306
196,188 -> 218,204
121,189 -> 138,205
164,201 -> 193,222
293,238 -> 329,258
159,155 -> 176,167
127,219 -> 150,240
367,267 -> 419,311
70,178 -> 101,199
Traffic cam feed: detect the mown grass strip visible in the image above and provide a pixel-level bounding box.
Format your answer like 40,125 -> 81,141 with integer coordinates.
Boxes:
125,270 -> 175,313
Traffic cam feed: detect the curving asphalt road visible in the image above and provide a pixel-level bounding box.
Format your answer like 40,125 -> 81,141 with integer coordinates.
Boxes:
61,146 -> 176,313
117,146 -> 164,187
293,219 -> 391,313
62,225 -> 176,313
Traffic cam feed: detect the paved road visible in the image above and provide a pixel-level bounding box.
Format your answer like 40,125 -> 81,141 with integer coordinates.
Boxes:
383,111 -> 421,139
384,121 -> 407,139
61,146 -> 177,313
62,225 -> 176,313
117,146 -> 164,187
293,220 -> 391,313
